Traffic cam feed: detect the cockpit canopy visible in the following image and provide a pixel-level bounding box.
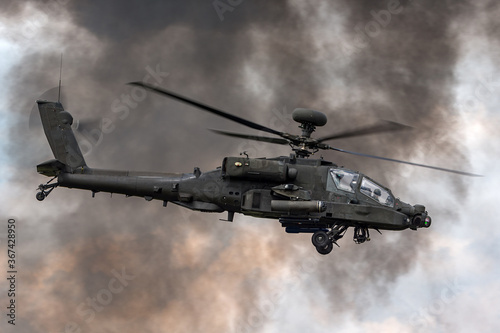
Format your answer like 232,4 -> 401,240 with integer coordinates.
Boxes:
328,169 -> 358,193
327,168 -> 395,207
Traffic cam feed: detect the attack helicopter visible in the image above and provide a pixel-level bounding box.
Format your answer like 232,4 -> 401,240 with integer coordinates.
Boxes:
35,81 -> 480,254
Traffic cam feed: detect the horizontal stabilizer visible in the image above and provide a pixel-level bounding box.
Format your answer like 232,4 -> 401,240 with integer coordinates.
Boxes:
36,159 -> 68,177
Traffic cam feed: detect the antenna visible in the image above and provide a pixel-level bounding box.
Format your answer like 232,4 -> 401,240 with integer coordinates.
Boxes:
57,54 -> 63,103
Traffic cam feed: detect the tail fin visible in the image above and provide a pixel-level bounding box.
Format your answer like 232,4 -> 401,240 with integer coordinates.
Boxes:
37,100 -> 87,170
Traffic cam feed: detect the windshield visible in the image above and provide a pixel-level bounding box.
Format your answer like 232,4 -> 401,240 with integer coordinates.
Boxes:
328,168 -> 359,193
359,177 -> 394,207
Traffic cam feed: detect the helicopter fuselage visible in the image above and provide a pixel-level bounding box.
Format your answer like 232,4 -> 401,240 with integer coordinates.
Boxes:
44,154 -> 430,237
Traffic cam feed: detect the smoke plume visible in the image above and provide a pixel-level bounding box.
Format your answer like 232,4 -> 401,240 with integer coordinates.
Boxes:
1,1 -> 490,332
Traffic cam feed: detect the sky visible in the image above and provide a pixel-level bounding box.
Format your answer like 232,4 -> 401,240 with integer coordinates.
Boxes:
0,1 -> 499,332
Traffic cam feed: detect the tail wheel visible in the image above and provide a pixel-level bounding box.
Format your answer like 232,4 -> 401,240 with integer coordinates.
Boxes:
36,176 -> 58,201
36,192 -> 46,201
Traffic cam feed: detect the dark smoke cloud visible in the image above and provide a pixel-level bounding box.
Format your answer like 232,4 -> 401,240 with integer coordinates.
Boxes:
1,0 -> 485,332
328,1 -> 471,181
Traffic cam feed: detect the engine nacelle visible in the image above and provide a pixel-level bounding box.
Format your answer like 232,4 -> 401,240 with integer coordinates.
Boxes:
222,157 -> 297,182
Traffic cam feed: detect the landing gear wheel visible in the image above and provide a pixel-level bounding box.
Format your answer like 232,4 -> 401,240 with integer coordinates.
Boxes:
35,176 -> 59,201
312,231 -> 329,248
316,242 -> 333,255
36,192 -> 46,201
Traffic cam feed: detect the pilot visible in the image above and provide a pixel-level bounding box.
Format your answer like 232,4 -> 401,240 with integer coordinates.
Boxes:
372,188 -> 381,201
350,175 -> 358,191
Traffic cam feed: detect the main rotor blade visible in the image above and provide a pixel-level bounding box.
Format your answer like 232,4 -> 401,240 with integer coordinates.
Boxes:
210,129 -> 290,145
328,146 -> 482,177
129,81 -> 285,137
317,120 -> 412,142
